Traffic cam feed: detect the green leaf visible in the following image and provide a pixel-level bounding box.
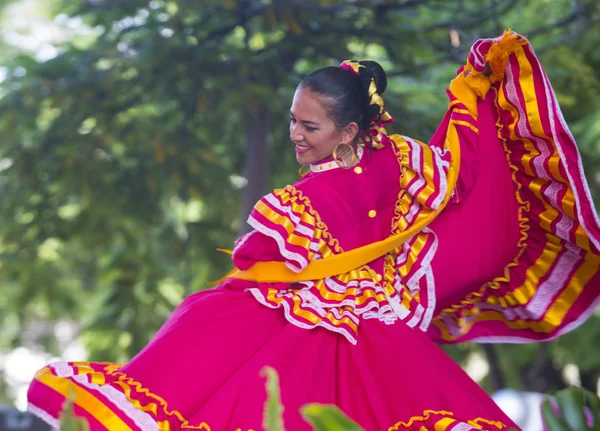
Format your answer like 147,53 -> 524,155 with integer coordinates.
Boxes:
542,398 -> 568,431
59,390 -> 91,431
300,404 -> 364,431
556,388 -> 589,431
584,390 -> 600,431
261,366 -> 286,431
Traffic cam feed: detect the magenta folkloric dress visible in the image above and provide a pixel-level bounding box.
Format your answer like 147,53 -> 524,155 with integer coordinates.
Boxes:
27,33 -> 600,431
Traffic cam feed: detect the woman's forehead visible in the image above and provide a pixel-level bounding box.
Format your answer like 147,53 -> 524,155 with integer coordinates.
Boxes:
291,88 -> 329,120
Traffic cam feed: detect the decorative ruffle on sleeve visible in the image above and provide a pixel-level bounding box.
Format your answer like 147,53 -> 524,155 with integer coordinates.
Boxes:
244,188 -> 337,272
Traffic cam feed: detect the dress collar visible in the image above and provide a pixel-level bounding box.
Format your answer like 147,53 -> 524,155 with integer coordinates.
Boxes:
310,146 -> 364,173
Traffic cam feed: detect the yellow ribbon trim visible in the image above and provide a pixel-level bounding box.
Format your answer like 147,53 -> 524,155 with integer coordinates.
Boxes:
223,136 -> 460,283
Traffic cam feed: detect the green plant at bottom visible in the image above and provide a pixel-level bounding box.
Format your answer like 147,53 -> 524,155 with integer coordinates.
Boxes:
542,387 -> 600,431
262,366 -> 287,431
300,404 -> 364,431
59,390 -> 90,431
261,365 -> 363,430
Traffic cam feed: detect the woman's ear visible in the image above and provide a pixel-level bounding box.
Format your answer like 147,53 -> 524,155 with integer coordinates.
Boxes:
342,122 -> 359,145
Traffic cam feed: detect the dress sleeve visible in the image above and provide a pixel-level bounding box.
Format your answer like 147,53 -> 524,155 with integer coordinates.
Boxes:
232,186 -> 331,273
428,31 -> 600,344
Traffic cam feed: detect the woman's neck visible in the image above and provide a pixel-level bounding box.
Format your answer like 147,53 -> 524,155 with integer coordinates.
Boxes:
310,145 -> 364,173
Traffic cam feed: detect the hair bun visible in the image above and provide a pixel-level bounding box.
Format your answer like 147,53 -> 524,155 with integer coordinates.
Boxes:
359,61 -> 387,94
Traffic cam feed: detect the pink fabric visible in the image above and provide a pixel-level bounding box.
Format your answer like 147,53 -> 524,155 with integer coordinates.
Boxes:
116,287 -> 516,430
28,289 -> 517,430
229,129 -> 455,343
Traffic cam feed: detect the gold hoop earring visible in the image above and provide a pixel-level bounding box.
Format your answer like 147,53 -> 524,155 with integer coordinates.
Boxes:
333,142 -> 357,169
298,164 -> 310,178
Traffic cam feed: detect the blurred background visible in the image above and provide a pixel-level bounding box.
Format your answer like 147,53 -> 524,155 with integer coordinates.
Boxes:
0,0 -> 599,430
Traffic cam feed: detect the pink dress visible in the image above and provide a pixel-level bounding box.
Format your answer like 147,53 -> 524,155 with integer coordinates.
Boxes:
27,34 -> 600,431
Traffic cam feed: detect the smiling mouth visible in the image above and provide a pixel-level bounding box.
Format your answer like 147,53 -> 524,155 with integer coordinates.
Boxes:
295,143 -> 312,154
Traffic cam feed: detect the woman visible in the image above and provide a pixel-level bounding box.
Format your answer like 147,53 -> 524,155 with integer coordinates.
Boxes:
28,32 -> 600,431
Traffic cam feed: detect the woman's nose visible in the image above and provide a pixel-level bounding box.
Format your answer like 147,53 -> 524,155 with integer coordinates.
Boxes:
290,125 -> 303,142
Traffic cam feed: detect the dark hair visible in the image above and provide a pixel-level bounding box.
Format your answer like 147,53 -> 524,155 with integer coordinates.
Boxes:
298,60 -> 387,138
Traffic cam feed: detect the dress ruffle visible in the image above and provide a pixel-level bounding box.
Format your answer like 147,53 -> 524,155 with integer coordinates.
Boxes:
387,410 -> 507,431
383,135 -> 453,332
244,187 -> 341,273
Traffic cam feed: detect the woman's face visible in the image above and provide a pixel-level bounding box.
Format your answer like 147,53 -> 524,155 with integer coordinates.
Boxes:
290,87 -> 358,165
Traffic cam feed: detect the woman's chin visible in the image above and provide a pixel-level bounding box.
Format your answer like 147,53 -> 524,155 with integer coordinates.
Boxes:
296,153 -> 311,165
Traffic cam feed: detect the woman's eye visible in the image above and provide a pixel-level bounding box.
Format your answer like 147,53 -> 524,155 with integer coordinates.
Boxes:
305,126 -> 317,132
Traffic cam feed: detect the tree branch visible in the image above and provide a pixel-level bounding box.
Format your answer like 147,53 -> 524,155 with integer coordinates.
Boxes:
527,1 -> 598,38
286,0 -> 431,13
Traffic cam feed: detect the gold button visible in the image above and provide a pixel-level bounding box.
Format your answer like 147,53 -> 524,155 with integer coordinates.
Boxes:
354,166 -> 363,174
368,210 -> 376,218
375,274 -> 382,282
